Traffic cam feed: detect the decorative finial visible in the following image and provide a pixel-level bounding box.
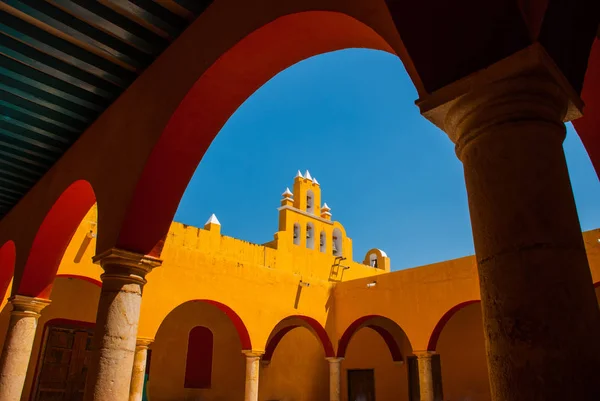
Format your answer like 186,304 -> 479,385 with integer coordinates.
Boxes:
312,177 -> 319,185
205,214 -> 221,226
282,188 -> 293,198
304,170 -> 313,181
296,170 -> 304,179
322,203 -> 330,211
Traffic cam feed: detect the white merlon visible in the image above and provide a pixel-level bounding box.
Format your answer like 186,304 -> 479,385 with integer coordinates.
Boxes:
205,214 -> 221,226
282,188 -> 293,198
322,202 -> 330,211
304,170 -> 313,181
312,177 -> 319,185
296,170 -> 304,179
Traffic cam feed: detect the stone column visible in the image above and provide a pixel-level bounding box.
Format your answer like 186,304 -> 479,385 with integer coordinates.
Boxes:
413,351 -> 435,401
242,351 -> 263,401
0,295 -> 50,401
419,45 -> 600,401
325,357 -> 343,401
129,338 -> 153,401
84,248 -> 161,401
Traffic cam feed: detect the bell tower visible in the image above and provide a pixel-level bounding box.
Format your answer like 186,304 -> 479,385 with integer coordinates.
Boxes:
292,170 -> 321,215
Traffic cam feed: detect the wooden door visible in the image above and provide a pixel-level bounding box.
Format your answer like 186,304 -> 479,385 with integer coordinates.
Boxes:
348,369 -> 376,401
34,325 -> 93,401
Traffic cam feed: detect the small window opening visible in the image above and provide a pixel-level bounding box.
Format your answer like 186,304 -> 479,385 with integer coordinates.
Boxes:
332,228 -> 342,257
320,231 -> 326,253
293,223 -> 301,245
369,253 -> 378,268
307,190 -> 314,214
306,223 -> 315,249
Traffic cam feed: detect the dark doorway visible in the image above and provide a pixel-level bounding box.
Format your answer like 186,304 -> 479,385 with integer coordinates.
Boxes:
348,369 -> 376,401
33,322 -> 94,401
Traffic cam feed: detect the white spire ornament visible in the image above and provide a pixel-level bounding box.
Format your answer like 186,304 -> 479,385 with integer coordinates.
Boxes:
304,170 -> 313,181
282,187 -> 293,199
205,214 -> 221,226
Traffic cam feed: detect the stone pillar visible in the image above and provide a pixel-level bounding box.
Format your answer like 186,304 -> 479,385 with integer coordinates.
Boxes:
0,295 -> 50,401
129,338 -> 153,401
84,248 -> 161,401
419,45 -> 600,401
242,351 -> 263,401
325,357 -> 343,401
413,351 -> 435,401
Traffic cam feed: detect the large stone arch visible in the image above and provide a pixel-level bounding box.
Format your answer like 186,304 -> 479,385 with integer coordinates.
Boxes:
263,315 -> 334,362
337,314 -> 411,362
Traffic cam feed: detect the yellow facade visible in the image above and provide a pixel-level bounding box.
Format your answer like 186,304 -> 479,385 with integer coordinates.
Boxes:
2,173 -> 600,401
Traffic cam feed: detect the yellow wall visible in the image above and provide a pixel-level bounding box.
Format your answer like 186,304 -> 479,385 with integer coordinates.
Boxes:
260,328 -> 329,401
436,303 -> 490,401
341,328 -> 409,401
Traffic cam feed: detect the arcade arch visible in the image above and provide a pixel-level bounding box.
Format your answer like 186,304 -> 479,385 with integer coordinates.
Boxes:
150,300 -> 252,401
430,301 -> 490,401
338,315 -> 413,401
261,316 -> 333,401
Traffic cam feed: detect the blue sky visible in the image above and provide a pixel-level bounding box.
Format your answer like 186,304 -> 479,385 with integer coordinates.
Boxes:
175,49 -> 600,270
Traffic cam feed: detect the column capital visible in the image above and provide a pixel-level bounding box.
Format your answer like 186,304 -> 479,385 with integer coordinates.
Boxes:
325,357 -> 344,363
9,295 -> 51,317
242,350 -> 264,359
416,43 -> 582,158
93,248 -> 162,285
135,337 -> 154,349
412,350 -> 436,359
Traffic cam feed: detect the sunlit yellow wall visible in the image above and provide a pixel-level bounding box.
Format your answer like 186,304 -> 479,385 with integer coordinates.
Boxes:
437,303 -> 490,401
260,328 -> 329,401
341,328 -> 409,401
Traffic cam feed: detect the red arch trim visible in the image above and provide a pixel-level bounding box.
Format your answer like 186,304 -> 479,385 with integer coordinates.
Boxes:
573,38 -> 600,178
366,325 -> 403,361
115,11 -> 396,255
17,180 -> 96,299
55,274 -> 102,288
337,315 -> 406,362
192,300 -> 252,350
426,300 -> 481,351
263,315 -> 335,362
0,241 -> 16,301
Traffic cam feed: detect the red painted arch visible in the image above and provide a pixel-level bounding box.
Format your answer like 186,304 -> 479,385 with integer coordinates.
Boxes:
0,241 -> 16,301
192,300 -> 252,350
426,300 -> 481,351
263,315 -> 335,362
55,274 -> 102,288
16,180 -> 96,299
574,38 -> 600,178
115,11 -> 397,255
337,315 -> 407,362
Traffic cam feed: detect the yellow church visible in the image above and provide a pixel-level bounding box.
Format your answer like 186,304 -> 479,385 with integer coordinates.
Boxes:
1,171 -> 600,401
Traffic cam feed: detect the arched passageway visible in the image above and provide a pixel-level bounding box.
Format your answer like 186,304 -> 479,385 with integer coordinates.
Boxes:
430,301 -> 489,401
261,316 -> 333,401
14,180 -> 96,299
338,315 -> 412,401
115,10 -> 400,256
149,300 -> 251,401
